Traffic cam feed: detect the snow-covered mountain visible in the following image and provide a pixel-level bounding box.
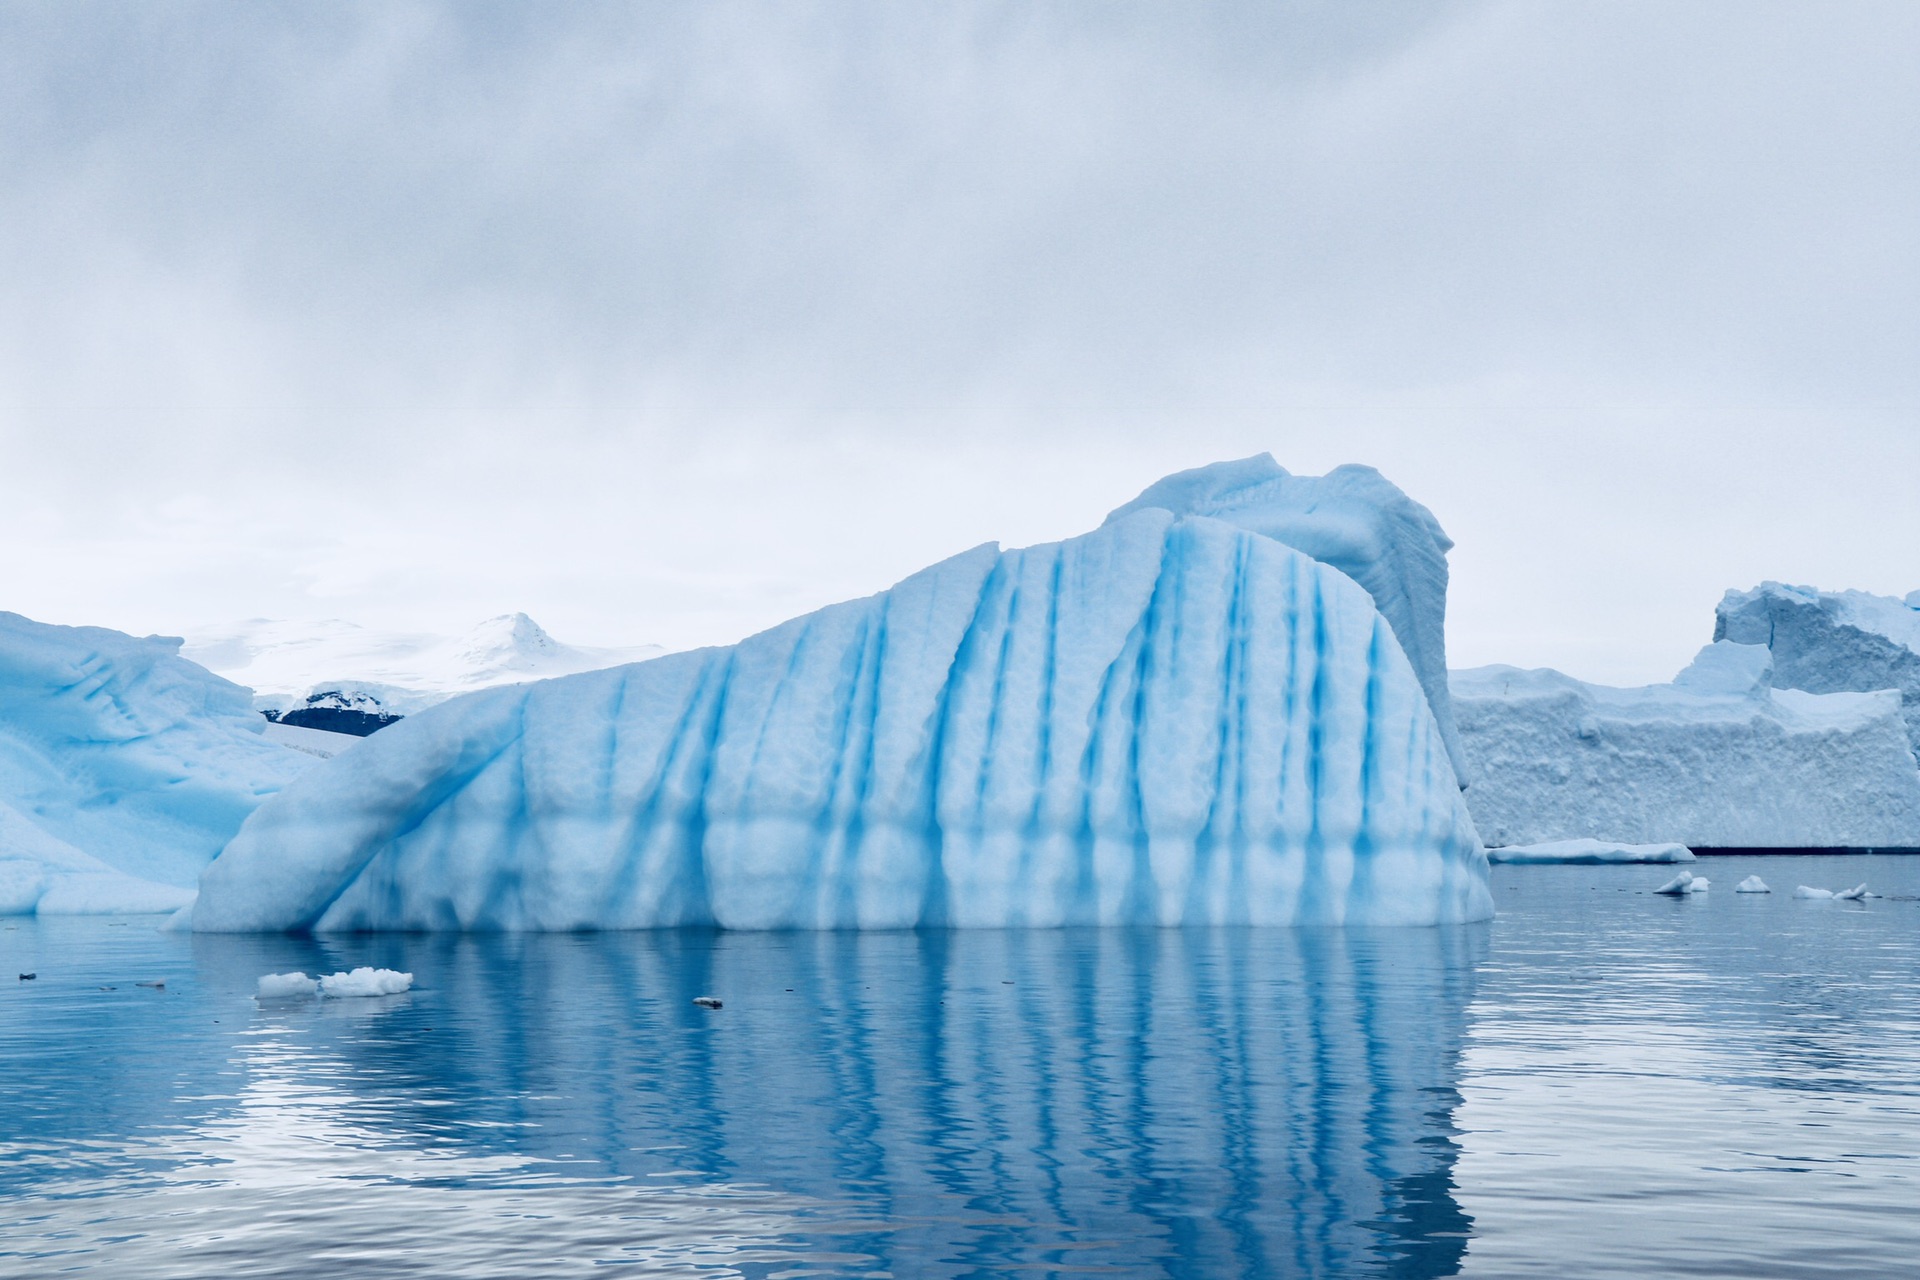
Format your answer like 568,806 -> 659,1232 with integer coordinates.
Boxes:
182,614 -> 664,732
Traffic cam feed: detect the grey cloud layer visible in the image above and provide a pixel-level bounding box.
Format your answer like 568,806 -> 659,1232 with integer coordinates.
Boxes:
5,1 -> 1915,413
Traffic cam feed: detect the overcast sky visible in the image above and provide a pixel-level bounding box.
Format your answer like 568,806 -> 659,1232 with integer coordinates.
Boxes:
2,1 -> 1916,684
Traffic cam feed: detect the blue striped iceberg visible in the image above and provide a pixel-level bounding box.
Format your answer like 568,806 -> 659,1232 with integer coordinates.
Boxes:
191,462 -> 1489,931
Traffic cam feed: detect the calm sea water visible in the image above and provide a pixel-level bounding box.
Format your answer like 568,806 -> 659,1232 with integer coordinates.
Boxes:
2,854 -> 1916,1278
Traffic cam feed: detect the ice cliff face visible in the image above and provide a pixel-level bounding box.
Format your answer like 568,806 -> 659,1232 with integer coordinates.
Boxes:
1716,583 -> 1920,757
192,493 -> 1489,932
1454,641 -> 1920,849
1106,455 -> 1468,787
0,612 -> 309,912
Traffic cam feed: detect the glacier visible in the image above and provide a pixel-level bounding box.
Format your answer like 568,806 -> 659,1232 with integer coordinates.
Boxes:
0,611 -> 311,913
1455,640 -> 1920,849
191,474 -> 1490,932
1716,582 -> 1920,757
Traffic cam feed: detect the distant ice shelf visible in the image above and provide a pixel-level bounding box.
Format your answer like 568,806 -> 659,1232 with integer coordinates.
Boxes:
1453,640 -> 1920,849
190,460 -> 1490,932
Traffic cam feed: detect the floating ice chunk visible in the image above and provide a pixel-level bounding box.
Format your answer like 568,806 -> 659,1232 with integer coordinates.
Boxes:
1735,875 -> 1771,893
1793,886 -> 1834,899
1654,871 -> 1704,895
1488,839 -> 1694,865
318,967 -> 413,998
257,971 -> 320,998
1834,883 -> 1869,901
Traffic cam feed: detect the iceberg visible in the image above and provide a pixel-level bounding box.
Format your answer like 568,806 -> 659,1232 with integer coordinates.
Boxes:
1486,839 -> 1694,865
1735,875 -> 1771,893
192,465 -> 1490,932
1716,583 -> 1920,757
1453,641 -> 1920,849
0,612 -> 310,912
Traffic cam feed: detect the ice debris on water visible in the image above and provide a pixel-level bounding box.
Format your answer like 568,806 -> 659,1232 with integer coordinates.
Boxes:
1735,875 -> 1771,893
319,968 -> 413,998
693,996 -> 723,1009
257,972 -> 321,998
1654,871 -> 1710,895
1487,839 -> 1693,865
1792,884 -> 1871,902
256,968 -> 412,999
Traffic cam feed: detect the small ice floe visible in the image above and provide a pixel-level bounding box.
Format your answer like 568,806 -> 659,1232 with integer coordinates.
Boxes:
318,968 -> 413,998
693,996 -> 723,1009
1488,839 -> 1695,865
1794,886 -> 1834,899
257,971 -> 321,999
1835,883 -> 1870,901
1735,875 -> 1771,893
1654,871 -> 1711,895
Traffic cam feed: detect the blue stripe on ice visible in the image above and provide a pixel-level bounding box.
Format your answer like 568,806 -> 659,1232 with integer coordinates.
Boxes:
192,511 -> 1490,931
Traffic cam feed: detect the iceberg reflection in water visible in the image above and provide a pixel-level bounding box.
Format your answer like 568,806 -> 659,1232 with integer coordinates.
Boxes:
0,922 -> 1483,1278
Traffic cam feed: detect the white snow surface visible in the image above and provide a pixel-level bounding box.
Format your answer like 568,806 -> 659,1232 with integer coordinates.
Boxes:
192,483 -> 1490,932
1453,641 -> 1920,849
1717,582 -> 1920,756
1107,455 -> 1468,787
1735,875 -> 1771,893
184,613 -> 664,718
1487,839 -> 1694,865
0,611 -> 308,908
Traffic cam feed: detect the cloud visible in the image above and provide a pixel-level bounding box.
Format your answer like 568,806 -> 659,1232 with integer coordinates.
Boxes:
0,2 -> 1916,681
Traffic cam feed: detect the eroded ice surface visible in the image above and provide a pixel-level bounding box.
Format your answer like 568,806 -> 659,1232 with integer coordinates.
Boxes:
0,612 -> 308,913
193,500 -> 1488,932
1717,582 -> 1920,757
1108,454 -> 1467,785
1487,839 -> 1694,865
1454,641 -> 1920,848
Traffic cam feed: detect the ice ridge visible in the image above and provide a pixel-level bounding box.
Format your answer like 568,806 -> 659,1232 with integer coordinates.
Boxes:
192,503 -> 1489,932
1106,454 -> 1468,788
1716,582 -> 1920,757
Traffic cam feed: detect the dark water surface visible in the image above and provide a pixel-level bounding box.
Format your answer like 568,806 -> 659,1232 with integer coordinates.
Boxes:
1,854 -> 1916,1278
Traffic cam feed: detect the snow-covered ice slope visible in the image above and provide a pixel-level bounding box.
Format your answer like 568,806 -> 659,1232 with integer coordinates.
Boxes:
0,612 -> 309,908
1107,455 -> 1468,787
1716,582 -> 1920,756
1455,641 -> 1920,849
184,613 -> 663,719
192,494 -> 1489,932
